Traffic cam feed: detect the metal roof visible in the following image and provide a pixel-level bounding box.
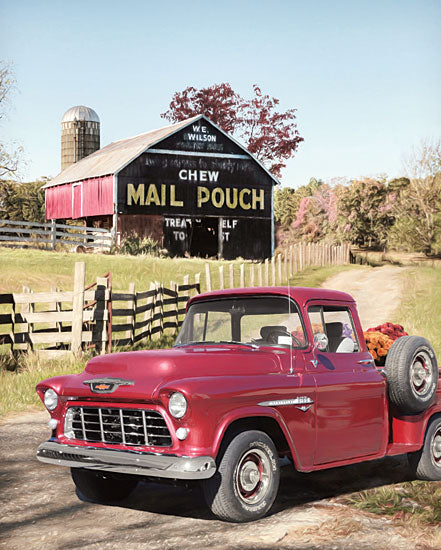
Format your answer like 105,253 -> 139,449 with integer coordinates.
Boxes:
62,105 -> 100,123
43,115 -> 280,189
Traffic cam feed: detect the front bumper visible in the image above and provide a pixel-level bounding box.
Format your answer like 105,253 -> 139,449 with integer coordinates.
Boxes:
36,441 -> 216,480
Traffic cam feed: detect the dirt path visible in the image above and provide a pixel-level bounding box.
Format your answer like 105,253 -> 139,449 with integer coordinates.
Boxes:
1,265 -> 436,550
322,266 -> 407,328
0,411 -> 431,550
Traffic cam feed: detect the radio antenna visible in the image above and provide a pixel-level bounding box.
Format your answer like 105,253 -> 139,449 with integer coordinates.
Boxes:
288,261 -> 293,375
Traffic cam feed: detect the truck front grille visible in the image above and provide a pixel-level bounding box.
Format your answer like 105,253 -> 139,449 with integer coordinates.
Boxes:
64,406 -> 172,447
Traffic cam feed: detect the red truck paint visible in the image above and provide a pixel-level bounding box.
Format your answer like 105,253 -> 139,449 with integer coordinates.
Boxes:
36,286 -> 441,521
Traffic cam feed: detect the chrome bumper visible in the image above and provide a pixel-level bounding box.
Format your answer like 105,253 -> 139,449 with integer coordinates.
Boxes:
36,441 -> 216,480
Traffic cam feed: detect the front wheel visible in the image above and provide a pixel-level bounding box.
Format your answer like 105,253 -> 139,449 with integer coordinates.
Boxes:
408,415 -> 441,480
71,468 -> 139,502
202,430 -> 280,522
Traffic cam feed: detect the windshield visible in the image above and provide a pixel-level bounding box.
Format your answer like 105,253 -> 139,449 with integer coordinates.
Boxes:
174,296 -> 307,348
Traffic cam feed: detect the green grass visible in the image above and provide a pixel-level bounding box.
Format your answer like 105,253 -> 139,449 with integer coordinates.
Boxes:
0,353 -> 86,417
346,481 -> 441,525
394,267 -> 441,357
0,247 -> 251,293
0,334 -> 176,418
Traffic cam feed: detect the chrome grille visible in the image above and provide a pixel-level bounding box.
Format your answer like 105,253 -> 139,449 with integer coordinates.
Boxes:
65,406 -> 172,447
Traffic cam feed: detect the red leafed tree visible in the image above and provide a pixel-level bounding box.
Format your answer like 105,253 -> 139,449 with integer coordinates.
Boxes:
161,83 -> 303,178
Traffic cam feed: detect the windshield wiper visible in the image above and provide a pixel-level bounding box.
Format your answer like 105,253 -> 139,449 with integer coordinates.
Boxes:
173,340 -> 217,347
174,340 -> 258,349
218,340 -> 259,349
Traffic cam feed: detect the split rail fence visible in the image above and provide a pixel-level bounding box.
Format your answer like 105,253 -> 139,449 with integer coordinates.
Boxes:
0,219 -> 112,252
0,242 -> 350,358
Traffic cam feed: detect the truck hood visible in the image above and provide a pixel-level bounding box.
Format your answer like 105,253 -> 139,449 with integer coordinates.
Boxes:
43,345 -> 284,401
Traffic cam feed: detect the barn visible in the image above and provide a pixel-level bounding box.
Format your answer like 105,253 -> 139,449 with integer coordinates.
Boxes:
43,114 -> 277,259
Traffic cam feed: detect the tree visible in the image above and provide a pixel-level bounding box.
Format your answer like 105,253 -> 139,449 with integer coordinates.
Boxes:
335,178 -> 393,249
388,139 -> 441,255
0,61 -> 22,178
161,83 -> 303,178
0,179 -> 46,222
274,187 -> 297,227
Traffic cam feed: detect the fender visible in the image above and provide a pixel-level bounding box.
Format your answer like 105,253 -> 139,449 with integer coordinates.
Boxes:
389,402 -> 441,454
211,405 -> 303,470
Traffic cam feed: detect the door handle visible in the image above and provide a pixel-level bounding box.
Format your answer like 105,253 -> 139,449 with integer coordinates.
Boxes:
357,359 -> 374,365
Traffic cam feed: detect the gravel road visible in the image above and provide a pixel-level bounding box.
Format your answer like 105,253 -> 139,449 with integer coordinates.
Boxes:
0,411 -> 431,550
322,266 -> 406,329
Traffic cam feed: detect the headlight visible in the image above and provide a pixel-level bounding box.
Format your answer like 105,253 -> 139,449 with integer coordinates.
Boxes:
44,389 -> 58,411
168,392 -> 187,419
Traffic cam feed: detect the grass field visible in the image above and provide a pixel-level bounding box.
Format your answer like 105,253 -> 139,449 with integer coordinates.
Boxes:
395,267 -> 441,357
0,248 -> 241,293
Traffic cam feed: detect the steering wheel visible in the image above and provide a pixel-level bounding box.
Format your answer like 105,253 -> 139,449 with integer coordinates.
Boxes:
267,329 -> 302,348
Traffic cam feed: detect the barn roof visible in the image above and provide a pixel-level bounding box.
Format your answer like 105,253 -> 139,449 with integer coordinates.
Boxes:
43,115 -> 280,189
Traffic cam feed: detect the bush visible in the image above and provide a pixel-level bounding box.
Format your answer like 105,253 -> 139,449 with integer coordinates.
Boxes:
119,234 -> 162,256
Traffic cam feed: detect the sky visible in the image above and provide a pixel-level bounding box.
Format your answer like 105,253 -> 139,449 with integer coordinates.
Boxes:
1,0 -> 440,188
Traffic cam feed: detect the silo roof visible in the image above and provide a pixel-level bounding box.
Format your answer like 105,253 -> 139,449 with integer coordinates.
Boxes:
62,105 -> 100,123
43,115 -> 280,189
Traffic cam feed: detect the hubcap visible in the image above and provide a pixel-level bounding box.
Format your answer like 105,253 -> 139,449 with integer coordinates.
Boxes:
235,449 -> 271,505
432,431 -> 441,465
410,352 -> 433,396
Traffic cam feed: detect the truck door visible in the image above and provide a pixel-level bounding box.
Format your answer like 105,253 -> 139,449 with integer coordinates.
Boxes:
306,302 -> 387,465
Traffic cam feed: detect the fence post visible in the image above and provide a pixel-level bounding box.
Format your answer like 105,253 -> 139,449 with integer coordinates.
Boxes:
51,219 -> 56,250
194,273 -> 201,294
16,286 -> 31,352
219,265 -> 224,290
71,261 -> 86,356
170,280 -> 179,334
240,264 -> 245,287
271,256 -> 276,286
264,258 -> 269,286
277,254 -> 282,285
258,263 -> 263,286
96,276 -> 110,354
146,281 -> 156,339
289,246 -> 293,277
229,264 -> 234,288
205,263 -> 211,292
127,282 -> 136,345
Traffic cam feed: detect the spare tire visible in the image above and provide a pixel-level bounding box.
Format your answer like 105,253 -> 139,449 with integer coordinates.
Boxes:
385,336 -> 438,414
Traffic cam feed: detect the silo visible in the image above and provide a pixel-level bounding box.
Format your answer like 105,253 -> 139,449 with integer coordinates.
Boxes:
61,105 -> 100,170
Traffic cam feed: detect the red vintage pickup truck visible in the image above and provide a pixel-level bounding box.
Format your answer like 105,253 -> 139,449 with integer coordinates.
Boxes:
36,286 -> 441,522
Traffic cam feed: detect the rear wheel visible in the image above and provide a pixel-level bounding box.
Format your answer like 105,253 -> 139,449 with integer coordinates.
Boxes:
408,415 -> 441,480
202,430 -> 280,522
385,336 -> 438,414
71,468 -> 138,502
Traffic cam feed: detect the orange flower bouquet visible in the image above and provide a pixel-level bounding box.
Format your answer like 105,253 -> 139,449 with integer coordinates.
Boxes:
364,323 -> 408,365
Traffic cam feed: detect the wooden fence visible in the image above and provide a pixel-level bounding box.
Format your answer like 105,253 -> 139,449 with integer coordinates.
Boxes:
0,263 -> 200,359
0,243 -> 350,358
204,242 -> 351,290
0,219 -> 112,252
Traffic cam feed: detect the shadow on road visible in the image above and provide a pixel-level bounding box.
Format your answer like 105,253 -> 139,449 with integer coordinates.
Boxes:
78,454 -> 413,520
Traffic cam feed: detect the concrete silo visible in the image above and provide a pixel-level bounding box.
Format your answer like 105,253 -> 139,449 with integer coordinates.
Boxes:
61,105 -> 100,170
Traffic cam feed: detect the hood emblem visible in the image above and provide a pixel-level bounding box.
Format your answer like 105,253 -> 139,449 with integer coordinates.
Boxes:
83,377 -> 134,394
258,396 -> 314,412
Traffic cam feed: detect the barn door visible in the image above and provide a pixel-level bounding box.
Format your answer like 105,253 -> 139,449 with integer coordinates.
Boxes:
72,183 -> 82,219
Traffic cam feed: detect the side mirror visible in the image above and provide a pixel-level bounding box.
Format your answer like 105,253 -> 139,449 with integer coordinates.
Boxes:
313,332 -> 328,352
